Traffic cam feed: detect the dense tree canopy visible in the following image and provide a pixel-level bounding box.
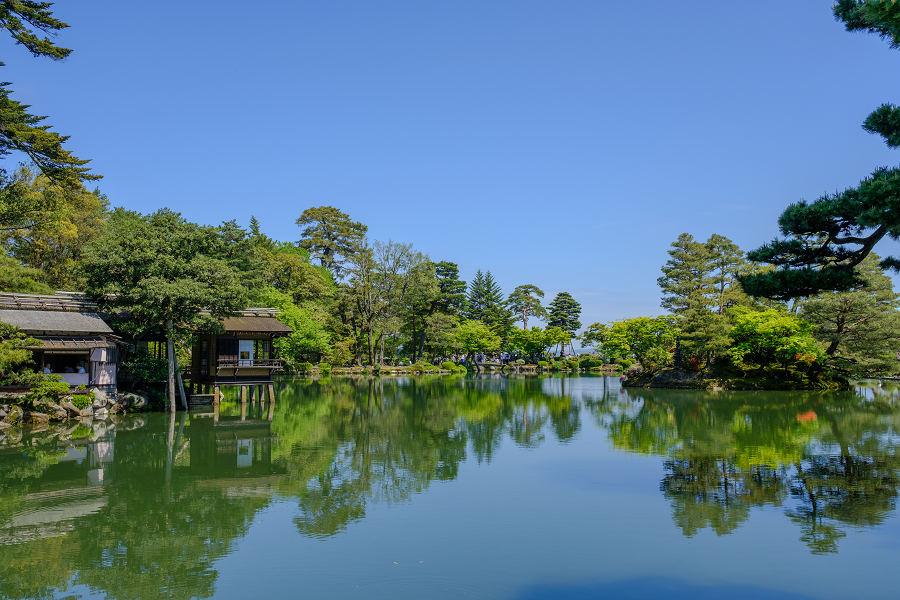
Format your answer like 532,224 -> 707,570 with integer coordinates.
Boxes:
546,291 -> 581,335
507,284 -> 546,329
743,1 -> 900,298
296,206 -> 367,278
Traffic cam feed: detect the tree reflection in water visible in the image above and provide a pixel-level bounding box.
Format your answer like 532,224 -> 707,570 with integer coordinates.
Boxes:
0,377 -> 896,598
587,380 -> 900,553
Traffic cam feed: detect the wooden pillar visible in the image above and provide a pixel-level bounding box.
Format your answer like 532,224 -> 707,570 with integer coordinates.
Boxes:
266,384 -> 276,421
213,384 -> 220,424
240,385 -> 248,421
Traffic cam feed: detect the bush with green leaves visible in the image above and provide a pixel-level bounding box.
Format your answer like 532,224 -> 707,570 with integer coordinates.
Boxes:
71,392 -> 93,409
317,362 -> 332,376
24,376 -> 70,407
537,360 -> 550,370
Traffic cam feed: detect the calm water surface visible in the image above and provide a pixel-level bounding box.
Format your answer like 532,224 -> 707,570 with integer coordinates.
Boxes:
0,377 -> 898,599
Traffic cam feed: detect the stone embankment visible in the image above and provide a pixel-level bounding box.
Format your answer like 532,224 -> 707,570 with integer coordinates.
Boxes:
0,390 -> 149,430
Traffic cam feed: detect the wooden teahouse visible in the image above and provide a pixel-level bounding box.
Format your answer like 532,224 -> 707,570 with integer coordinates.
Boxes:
190,308 -> 292,419
0,292 -> 119,393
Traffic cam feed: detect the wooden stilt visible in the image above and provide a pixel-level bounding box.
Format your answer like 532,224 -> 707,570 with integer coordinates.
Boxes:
240,385 -> 248,421
267,383 -> 276,421
213,384 -> 220,424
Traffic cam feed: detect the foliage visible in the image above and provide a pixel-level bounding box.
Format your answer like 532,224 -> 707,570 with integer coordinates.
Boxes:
24,375 -> 69,405
0,255 -> 51,293
799,254 -> 900,375
81,209 -> 248,409
0,321 -> 40,385
296,206 -> 367,278
252,286 -> 331,366
71,392 -> 93,409
434,261 -> 467,317
600,316 -> 678,374
466,270 -> 513,337
1,168 -> 108,289
546,291 -> 582,335
121,352 -> 168,384
508,284 -> 546,329
0,2 -> 96,183
744,3 -> 900,297
727,307 -> 823,374
453,319 -> 501,360
506,326 -> 556,363
318,362 -> 332,376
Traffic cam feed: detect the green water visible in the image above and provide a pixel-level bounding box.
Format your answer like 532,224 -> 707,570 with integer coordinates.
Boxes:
0,377 -> 898,599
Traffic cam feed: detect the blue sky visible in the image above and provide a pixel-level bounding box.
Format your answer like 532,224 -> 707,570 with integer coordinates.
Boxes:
4,1 -> 899,325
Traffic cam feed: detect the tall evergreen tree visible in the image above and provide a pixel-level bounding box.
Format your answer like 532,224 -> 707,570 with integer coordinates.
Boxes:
466,270 -> 512,335
546,292 -> 581,335
658,233 -> 714,314
800,253 -> 900,375
434,260 -> 467,316
744,2 -> 900,298
296,206 -> 367,278
507,284 -> 546,329
0,1 -> 95,183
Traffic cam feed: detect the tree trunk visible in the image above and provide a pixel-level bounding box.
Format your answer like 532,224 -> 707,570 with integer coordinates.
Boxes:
174,353 -> 188,410
165,319 -> 177,413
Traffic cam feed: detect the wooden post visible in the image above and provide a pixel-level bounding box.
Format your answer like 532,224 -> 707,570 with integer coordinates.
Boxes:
240,385 -> 247,421
213,384 -> 220,424
267,384 -> 276,421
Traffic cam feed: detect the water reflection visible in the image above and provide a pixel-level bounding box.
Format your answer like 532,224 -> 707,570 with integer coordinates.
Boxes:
587,381 -> 900,554
0,377 -> 896,598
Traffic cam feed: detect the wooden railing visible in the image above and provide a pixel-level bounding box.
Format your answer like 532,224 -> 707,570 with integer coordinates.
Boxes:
216,358 -> 284,370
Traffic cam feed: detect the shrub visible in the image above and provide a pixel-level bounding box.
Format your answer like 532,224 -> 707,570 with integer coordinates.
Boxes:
579,355 -> 605,369
537,360 -> 550,370
297,362 -> 314,375
122,352 -> 168,384
318,362 -> 332,376
441,360 -> 457,372
25,376 -> 70,406
71,392 -> 93,409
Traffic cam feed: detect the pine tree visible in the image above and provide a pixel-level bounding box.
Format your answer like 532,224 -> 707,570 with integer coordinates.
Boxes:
547,292 -> 581,335
0,2 -> 96,184
296,206 -> 367,278
434,261 -> 467,316
466,270 -> 512,335
658,233 -> 714,314
508,284 -> 546,328
744,2 -> 900,298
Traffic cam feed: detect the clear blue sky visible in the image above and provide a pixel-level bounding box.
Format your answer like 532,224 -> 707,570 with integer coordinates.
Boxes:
4,1 -> 899,325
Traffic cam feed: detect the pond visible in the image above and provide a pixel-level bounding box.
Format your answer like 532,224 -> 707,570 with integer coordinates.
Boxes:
0,376 -> 898,599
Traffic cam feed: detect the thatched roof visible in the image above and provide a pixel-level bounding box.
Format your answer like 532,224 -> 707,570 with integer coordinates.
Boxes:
221,315 -> 292,334
0,308 -> 113,335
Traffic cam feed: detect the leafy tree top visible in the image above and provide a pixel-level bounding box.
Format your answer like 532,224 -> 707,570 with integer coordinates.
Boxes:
434,260 -> 467,316
80,208 -> 248,338
743,2 -> 900,299
296,206 -> 367,278
507,284 -> 546,329
546,291 -> 581,335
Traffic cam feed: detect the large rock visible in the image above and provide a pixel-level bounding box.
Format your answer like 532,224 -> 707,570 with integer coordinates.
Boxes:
33,400 -> 68,421
92,391 -> 108,409
4,405 -> 23,425
119,392 -> 148,411
24,411 -> 50,424
61,400 -> 93,418
93,407 -> 109,420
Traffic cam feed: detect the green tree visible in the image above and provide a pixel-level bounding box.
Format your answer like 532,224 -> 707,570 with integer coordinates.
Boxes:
546,291 -> 581,336
433,261 -> 467,316
0,1 -> 95,184
466,270 -> 513,336
800,254 -> 900,375
658,233 -> 713,314
601,316 -> 677,373
296,206 -> 367,278
453,319 -> 501,363
251,286 -> 331,366
744,2 -> 900,298
399,260 -> 441,362
2,168 -> 108,289
727,307 -> 823,375
0,321 -> 38,384
0,255 -> 50,293
507,284 -> 546,329
81,209 -> 248,411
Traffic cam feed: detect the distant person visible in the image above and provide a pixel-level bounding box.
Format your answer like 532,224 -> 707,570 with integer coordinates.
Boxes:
42,364 -> 51,374
77,364 -> 86,374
